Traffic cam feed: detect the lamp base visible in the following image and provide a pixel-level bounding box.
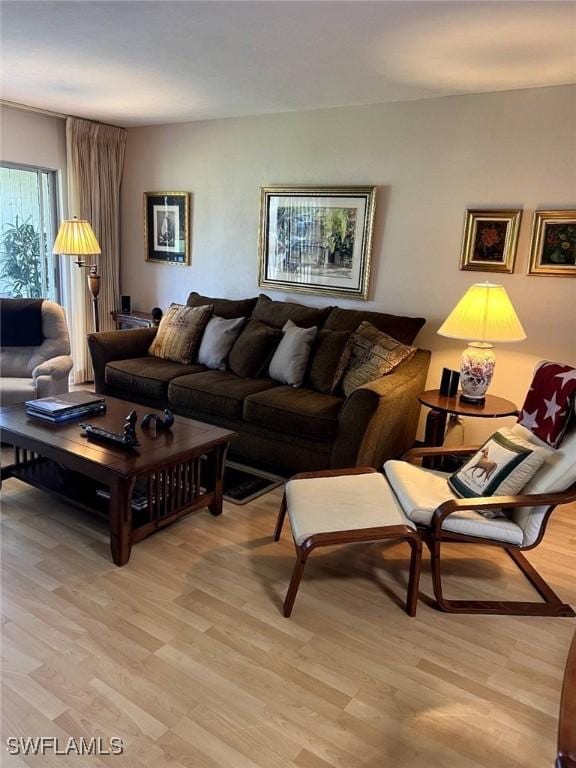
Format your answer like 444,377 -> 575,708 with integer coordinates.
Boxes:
460,343 -> 495,401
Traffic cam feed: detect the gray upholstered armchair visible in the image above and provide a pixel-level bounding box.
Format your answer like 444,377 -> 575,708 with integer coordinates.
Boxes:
0,299 -> 73,405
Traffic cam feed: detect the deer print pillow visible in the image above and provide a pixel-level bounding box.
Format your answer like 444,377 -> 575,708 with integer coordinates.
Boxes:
448,427 -> 554,500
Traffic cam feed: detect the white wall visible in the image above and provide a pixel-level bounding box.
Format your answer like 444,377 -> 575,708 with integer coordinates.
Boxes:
0,104 -> 67,211
121,85 -> 576,441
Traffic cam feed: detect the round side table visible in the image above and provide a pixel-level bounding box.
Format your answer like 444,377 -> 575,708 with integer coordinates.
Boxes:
418,389 -> 519,447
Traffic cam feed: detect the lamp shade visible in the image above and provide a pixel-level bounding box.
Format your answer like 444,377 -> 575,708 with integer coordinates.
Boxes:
53,218 -> 101,256
437,282 -> 526,343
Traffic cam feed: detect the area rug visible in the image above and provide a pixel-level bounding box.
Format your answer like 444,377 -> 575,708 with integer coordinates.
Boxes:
223,461 -> 284,505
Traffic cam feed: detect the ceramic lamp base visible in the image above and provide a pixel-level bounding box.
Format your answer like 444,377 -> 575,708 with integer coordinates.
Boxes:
460,343 -> 495,401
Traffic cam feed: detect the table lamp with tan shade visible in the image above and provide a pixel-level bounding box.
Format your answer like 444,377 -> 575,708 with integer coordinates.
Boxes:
437,282 -> 526,403
53,218 -> 102,332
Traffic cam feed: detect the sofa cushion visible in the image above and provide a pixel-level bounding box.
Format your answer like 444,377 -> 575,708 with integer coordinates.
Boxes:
149,303 -> 213,364
244,386 -> 343,441
252,294 -> 332,329
168,370 -> 279,419
197,315 -> 246,370
269,320 -> 318,387
323,307 -> 425,345
186,291 -> 258,319
341,322 -> 417,396
0,377 -> 36,406
306,329 -> 353,394
228,319 -> 282,378
105,357 -> 205,401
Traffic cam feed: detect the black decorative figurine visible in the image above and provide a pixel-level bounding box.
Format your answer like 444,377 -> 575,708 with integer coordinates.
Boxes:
141,409 -> 174,432
81,410 -> 140,448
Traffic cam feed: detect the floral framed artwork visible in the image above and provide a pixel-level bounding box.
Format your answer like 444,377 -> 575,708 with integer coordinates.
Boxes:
258,186 -> 376,300
528,210 -> 576,277
144,192 -> 190,265
459,209 -> 522,274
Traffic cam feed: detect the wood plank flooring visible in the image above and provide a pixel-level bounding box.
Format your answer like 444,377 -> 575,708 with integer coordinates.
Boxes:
1,458 -> 575,767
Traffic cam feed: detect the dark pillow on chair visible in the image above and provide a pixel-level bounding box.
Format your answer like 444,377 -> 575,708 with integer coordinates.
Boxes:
306,330 -> 353,394
252,294 -> 332,329
186,291 -> 258,320
0,298 -> 44,346
323,307 -> 425,345
228,319 -> 282,378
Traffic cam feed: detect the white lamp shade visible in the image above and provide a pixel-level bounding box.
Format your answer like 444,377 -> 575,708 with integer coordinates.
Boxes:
438,282 -> 526,343
53,219 -> 101,256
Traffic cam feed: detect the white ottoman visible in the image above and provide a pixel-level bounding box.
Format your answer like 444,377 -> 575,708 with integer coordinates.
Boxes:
274,468 -> 422,617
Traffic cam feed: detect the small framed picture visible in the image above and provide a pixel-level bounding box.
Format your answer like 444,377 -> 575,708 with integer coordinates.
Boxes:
144,192 -> 190,265
459,209 -> 522,274
528,210 -> 576,277
258,186 -> 376,300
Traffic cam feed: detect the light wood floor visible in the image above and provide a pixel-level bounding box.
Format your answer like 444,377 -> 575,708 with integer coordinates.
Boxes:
1,458 -> 575,767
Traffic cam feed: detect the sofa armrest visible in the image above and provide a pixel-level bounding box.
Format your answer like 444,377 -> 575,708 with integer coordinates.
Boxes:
32,355 -> 73,381
331,349 -> 431,469
88,328 -> 157,393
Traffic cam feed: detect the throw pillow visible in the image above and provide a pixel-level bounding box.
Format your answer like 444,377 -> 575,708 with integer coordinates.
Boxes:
306,329 -> 353,394
448,427 -> 554,501
197,315 -> 246,371
269,320 -> 318,388
252,294 -> 332,329
323,307 -> 425,345
341,322 -> 416,397
186,291 -> 258,319
228,319 -> 282,378
148,303 -> 213,364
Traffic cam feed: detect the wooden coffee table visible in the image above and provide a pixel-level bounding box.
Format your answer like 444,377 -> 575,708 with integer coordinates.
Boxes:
0,395 -> 236,566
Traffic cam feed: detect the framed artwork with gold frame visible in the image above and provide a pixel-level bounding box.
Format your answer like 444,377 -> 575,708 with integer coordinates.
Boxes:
459,209 -> 521,274
258,186 -> 376,300
528,210 -> 576,277
144,192 -> 190,265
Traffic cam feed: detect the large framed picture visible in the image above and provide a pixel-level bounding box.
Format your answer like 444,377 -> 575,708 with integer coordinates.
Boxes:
144,192 -> 190,265
528,210 -> 576,277
258,186 -> 376,300
459,209 -> 522,274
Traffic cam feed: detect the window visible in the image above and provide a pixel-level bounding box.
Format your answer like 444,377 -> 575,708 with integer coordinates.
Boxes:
0,163 -> 60,301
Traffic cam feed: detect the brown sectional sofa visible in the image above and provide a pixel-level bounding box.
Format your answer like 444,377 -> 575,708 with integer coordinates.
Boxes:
88,293 -> 430,476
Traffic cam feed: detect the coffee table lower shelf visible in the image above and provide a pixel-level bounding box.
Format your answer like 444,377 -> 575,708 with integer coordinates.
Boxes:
2,446 -> 226,565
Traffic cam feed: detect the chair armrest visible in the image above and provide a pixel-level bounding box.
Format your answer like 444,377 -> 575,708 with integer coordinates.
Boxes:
558,631 -> 576,768
87,328 -> 157,393
432,484 -> 576,533
403,445 -> 480,463
32,355 -> 73,381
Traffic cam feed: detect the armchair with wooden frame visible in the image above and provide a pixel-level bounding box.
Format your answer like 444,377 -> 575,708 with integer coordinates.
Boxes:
384,418 -> 576,616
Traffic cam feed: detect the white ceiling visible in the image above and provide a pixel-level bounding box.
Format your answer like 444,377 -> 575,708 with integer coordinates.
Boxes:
2,1 -> 575,127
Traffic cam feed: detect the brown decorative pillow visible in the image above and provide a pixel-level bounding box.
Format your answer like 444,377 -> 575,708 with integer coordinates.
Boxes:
149,303 -> 213,364
252,294 -> 332,329
342,321 -> 416,396
186,292 -> 258,319
324,307 -> 425,346
228,319 -> 282,378
306,330 -> 353,394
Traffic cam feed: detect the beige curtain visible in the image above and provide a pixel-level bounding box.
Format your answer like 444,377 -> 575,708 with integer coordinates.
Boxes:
66,117 -> 126,382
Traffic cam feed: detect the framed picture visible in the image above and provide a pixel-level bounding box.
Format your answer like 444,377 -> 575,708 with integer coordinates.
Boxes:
144,192 -> 190,265
258,186 -> 376,300
459,209 -> 522,274
528,210 -> 576,277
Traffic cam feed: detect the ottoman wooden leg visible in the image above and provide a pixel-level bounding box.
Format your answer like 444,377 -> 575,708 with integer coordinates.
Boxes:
405,533 -> 423,617
283,543 -> 311,618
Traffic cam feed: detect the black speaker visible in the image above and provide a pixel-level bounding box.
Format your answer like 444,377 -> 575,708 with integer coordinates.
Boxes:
121,295 -> 131,313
